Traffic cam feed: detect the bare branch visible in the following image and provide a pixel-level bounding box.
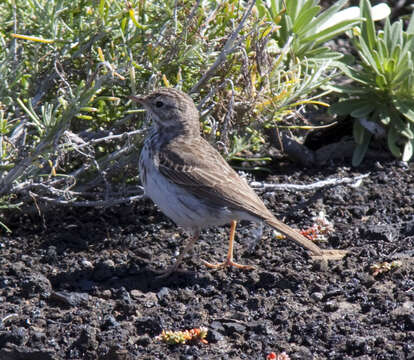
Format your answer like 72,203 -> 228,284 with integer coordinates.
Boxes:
29,193 -> 144,208
250,173 -> 370,192
13,181 -> 144,208
61,128 -> 145,151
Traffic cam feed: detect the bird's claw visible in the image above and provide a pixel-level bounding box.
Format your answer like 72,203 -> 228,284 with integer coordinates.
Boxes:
201,258 -> 255,270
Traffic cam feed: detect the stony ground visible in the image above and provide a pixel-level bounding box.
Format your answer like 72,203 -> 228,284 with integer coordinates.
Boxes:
1,157 -> 414,359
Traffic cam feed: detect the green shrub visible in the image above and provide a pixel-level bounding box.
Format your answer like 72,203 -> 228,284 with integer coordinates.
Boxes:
330,0 -> 414,165
255,0 -> 360,62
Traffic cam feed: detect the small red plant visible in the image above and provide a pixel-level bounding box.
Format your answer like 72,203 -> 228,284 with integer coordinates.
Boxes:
266,351 -> 290,360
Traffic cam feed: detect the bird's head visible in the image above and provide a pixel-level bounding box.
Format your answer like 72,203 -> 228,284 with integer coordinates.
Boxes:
130,88 -> 199,136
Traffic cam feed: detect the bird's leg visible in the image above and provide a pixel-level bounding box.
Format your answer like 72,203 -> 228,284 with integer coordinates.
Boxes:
202,220 -> 255,270
157,230 -> 200,279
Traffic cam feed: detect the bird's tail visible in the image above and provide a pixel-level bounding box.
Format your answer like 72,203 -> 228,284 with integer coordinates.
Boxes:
265,217 -> 347,260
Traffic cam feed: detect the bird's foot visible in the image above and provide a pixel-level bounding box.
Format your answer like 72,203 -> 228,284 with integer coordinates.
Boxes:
201,258 -> 255,270
310,249 -> 348,261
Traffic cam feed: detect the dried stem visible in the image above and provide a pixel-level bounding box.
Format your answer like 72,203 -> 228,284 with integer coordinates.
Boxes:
190,0 -> 256,94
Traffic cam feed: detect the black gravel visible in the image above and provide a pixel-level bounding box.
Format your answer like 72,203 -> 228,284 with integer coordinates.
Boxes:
1,159 -> 414,359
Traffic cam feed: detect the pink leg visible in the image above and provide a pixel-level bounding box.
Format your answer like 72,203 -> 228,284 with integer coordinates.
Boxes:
202,220 -> 254,270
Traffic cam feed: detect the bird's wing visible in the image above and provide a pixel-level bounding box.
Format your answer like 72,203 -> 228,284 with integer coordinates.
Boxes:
158,136 -> 349,259
157,136 -> 271,219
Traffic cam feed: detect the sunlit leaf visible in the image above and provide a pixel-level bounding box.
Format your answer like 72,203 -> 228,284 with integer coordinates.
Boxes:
402,139 -> 414,161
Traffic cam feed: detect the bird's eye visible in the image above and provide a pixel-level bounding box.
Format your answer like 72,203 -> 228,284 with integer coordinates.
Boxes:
155,101 -> 164,108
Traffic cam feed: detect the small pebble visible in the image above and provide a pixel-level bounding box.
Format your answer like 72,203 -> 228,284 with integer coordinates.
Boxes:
311,292 -> 324,301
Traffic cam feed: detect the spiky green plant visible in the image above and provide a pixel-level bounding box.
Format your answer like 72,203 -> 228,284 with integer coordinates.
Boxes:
255,0 -> 361,62
330,0 -> 414,165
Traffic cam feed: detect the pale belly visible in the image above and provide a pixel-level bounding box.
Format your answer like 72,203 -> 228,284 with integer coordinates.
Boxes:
140,150 -> 235,230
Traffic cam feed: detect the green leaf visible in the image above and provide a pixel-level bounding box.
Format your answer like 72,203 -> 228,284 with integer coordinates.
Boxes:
284,15 -> 294,33
352,120 -> 372,166
387,126 -> 402,158
383,17 -> 392,49
328,84 -> 369,95
330,99 -> 369,116
394,98 -> 414,122
352,141 -> 371,166
372,49 -> 385,73
375,73 -> 387,89
378,110 -> 391,125
255,0 -> 270,19
390,42 -> 402,64
351,103 -> 375,118
396,38 -> 414,69
390,110 -> 407,130
390,20 -> 403,53
302,0 -> 348,35
304,47 -> 344,61
402,139 -> 414,161
358,37 -> 381,75
286,0 -> 302,21
360,0 -> 376,51
293,6 -> 321,35
340,64 -> 373,85
260,25 -> 274,39
407,11 -> 414,35
302,19 -> 360,46
392,67 -> 412,89
270,0 -> 281,18
353,118 -> 368,144
98,0 -> 105,19
401,126 -> 414,140
377,38 -> 388,60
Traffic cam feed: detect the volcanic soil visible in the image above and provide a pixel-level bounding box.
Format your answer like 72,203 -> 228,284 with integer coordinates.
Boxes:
1,159 -> 414,359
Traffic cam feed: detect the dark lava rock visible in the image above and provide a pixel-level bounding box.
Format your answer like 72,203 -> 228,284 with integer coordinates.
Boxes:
206,329 -> 224,343
135,316 -> 163,336
20,273 -> 52,299
2,160 -> 414,358
50,291 -> 89,307
0,327 -> 28,347
0,346 -> 54,360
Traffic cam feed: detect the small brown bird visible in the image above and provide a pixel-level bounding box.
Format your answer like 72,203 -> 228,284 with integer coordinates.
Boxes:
131,88 -> 346,277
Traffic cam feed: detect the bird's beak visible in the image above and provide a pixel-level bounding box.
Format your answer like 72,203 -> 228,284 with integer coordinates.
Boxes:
128,95 -> 146,105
